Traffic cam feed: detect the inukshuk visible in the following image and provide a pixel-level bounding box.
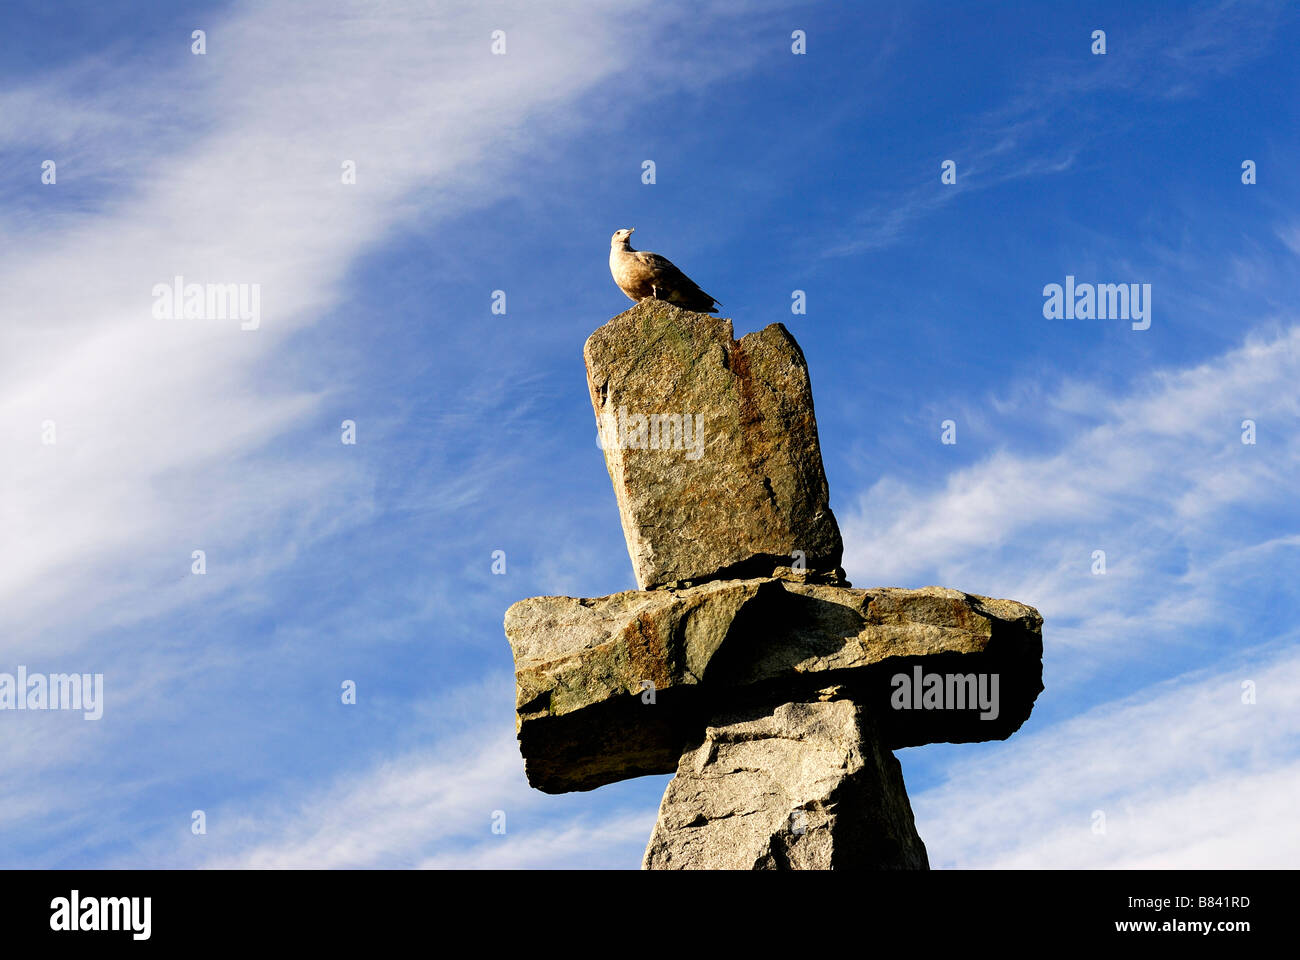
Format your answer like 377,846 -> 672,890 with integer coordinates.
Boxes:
505,300 -> 1044,869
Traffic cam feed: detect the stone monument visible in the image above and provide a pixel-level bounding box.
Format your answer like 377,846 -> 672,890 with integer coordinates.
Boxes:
504,300 -> 1043,869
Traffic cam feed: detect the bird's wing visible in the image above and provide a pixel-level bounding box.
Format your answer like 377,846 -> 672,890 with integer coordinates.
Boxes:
634,252 -> 698,290
632,250 -> 721,309
633,251 -> 683,277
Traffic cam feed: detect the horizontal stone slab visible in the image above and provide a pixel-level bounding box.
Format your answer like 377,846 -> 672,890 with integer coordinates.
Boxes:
505,579 -> 1043,793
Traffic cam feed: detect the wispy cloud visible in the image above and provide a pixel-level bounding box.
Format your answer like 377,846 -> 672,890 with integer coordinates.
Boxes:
3,0 -> 755,641
201,726 -> 532,869
912,641 -> 1300,867
144,676 -> 658,869
842,322 -> 1300,688
0,0 -> 772,867
821,0 -> 1292,257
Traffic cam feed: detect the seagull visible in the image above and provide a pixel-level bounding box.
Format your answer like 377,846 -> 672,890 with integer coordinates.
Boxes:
608,228 -> 720,314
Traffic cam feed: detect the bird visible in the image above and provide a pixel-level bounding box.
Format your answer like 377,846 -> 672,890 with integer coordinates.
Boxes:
608,228 -> 720,313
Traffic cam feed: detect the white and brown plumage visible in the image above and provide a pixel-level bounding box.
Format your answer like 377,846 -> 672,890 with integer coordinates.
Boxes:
609,228 -> 720,313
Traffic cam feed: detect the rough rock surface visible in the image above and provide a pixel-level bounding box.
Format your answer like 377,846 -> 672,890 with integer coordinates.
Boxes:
585,300 -> 844,590
505,578 -> 1043,793
642,694 -> 929,869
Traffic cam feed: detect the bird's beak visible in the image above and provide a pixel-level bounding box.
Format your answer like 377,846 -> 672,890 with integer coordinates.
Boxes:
628,227 -> 635,234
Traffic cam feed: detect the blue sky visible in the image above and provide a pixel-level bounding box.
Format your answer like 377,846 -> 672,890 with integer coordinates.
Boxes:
1,0 -> 1298,868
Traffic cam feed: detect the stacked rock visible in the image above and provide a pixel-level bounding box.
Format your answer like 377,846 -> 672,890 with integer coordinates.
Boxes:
505,300 -> 1043,869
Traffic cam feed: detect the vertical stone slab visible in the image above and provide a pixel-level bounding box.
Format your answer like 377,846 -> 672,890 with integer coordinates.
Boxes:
642,694 -> 929,870
585,299 -> 844,590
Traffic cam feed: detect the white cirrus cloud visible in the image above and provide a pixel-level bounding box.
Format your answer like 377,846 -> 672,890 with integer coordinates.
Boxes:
911,642 -> 1300,868
841,323 -> 1300,685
